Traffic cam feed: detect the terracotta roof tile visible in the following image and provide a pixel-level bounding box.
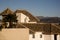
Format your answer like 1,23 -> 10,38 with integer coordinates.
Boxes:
0,8 -> 13,15
21,23 -> 60,34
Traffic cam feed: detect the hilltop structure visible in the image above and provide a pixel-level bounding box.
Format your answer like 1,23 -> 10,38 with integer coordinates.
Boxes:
0,8 -> 60,40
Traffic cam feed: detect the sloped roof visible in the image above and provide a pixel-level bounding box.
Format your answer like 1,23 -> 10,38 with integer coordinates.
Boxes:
21,23 -> 60,34
0,8 -> 13,15
14,10 -> 40,22
9,23 -> 60,34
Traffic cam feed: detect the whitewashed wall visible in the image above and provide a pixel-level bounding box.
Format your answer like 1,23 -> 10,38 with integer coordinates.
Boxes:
29,32 -> 43,40
51,35 -> 54,40
21,13 -> 30,23
44,34 -> 54,40
35,32 -> 43,40
16,13 -> 21,23
16,13 -> 36,23
16,13 -> 30,23
29,32 -> 60,40
0,28 -> 29,40
29,34 -> 35,40
57,35 -> 60,40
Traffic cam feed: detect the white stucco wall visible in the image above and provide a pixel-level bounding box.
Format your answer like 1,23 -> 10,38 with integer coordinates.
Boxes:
28,22 -> 37,23
43,34 -> 54,40
57,35 -> 60,40
29,32 -> 43,40
16,13 -> 30,23
51,35 -> 54,40
16,13 -> 21,23
35,32 -> 43,40
16,13 -> 36,23
29,34 -> 35,40
29,32 -> 60,40
21,13 -> 30,23
0,28 -> 29,40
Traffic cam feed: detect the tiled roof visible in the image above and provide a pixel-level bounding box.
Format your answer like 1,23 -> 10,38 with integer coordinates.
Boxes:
12,23 -> 60,34
0,8 -> 13,15
14,10 -> 40,22
21,23 -> 60,34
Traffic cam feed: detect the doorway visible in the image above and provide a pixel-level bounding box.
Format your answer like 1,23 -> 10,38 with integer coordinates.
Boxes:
54,34 -> 57,40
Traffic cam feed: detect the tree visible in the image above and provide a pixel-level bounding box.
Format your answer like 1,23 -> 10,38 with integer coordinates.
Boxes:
3,14 -> 17,28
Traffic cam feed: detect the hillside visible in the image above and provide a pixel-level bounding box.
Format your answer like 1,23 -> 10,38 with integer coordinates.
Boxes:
36,16 -> 60,23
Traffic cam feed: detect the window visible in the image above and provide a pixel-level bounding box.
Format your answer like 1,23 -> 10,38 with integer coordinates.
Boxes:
40,34 -> 42,38
32,34 -> 35,38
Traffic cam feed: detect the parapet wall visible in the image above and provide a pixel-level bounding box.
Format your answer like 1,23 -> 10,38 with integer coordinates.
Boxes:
0,28 -> 29,40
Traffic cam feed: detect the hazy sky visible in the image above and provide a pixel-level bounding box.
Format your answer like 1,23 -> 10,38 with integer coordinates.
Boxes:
0,0 -> 60,17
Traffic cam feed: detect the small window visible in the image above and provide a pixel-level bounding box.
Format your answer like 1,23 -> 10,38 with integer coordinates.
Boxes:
40,34 -> 42,38
33,34 -> 35,38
